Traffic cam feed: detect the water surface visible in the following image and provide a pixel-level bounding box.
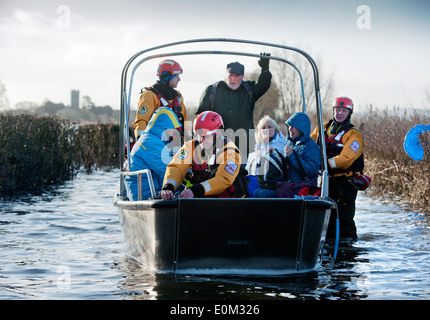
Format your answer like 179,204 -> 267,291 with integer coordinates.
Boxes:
1,169 -> 429,300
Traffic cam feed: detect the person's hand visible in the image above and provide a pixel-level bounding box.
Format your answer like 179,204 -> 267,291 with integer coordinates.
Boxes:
284,145 -> 293,157
180,188 -> 194,198
258,52 -> 271,71
161,190 -> 174,200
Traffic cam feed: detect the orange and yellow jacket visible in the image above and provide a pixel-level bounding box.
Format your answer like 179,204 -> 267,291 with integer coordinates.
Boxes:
133,88 -> 187,139
310,120 -> 364,177
162,137 -> 242,197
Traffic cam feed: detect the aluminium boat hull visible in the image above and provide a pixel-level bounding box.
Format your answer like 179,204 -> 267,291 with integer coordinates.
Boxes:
114,197 -> 332,275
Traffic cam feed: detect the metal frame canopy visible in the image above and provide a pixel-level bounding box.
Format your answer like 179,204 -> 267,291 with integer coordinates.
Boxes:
118,38 -> 329,198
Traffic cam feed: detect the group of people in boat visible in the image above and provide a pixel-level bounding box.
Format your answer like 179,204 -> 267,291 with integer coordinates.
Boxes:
124,57 -> 367,240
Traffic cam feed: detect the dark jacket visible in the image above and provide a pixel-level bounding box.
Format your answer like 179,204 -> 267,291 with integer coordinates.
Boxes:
196,70 -> 272,132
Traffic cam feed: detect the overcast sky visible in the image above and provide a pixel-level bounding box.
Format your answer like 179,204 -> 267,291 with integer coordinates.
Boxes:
1,0 -> 429,112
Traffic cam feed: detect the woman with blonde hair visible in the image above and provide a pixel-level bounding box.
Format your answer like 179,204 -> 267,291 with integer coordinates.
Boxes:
246,115 -> 286,196
255,115 -> 286,151
247,116 -> 286,174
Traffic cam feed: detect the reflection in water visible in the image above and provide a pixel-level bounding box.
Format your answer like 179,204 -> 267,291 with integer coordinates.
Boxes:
117,241 -> 371,300
116,192 -> 430,300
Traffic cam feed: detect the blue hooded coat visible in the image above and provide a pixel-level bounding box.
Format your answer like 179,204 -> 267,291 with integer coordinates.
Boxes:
125,107 -> 182,200
285,112 -> 321,183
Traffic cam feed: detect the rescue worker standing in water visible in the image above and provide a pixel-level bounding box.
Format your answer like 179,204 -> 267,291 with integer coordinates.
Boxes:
311,96 -> 364,240
133,59 -> 188,139
160,111 -> 246,199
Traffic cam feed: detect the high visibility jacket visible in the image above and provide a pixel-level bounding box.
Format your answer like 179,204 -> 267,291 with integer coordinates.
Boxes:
311,120 -> 364,177
133,85 -> 187,139
163,136 -> 242,197
125,107 -> 182,200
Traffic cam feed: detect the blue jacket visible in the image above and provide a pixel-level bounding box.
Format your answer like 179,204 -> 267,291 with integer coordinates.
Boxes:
125,107 -> 182,200
285,112 -> 320,183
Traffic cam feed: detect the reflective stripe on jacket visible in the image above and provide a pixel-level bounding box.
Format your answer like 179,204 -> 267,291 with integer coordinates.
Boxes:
163,137 -> 242,197
125,107 -> 182,200
311,120 -> 364,176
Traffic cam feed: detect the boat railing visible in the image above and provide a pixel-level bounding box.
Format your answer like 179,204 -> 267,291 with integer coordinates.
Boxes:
119,38 -> 330,199
121,169 -> 156,200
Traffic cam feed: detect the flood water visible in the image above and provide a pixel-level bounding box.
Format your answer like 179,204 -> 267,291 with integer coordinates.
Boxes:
1,169 -> 429,300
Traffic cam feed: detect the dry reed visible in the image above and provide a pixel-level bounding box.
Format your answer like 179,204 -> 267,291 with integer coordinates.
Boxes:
354,106 -> 430,214
0,113 -> 120,197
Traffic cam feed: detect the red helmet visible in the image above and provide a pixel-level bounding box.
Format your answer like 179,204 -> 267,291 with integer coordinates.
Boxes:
193,111 -> 224,135
332,96 -> 354,113
156,60 -> 183,77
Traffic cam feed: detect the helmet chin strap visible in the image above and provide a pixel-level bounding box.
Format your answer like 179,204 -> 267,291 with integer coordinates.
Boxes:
331,110 -> 352,134
200,139 -> 216,159
203,131 -> 224,155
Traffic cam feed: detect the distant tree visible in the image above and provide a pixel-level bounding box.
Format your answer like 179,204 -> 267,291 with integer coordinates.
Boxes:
36,99 -> 66,115
90,105 -> 113,116
246,46 -> 335,133
245,45 -> 334,133
0,79 -> 10,110
56,107 -> 85,122
247,70 -> 283,127
11,93 -> 117,122
82,95 -> 95,110
15,101 -> 40,111
425,87 -> 430,106
271,45 -> 336,121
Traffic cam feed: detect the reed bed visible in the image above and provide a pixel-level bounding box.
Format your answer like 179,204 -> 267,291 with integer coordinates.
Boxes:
354,106 -> 430,214
0,113 -> 120,197
0,113 -> 79,196
76,122 -> 120,173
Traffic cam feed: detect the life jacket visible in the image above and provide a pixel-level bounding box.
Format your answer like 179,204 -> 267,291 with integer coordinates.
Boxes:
184,137 -> 249,198
144,86 -> 185,131
256,149 -> 289,189
324,120 -> 364,174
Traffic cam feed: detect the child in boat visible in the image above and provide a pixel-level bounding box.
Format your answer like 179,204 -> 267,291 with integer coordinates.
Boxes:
160,111 -> 247,199
124,107 -> 182,201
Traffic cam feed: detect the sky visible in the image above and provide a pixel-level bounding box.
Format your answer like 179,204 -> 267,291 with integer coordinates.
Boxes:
1,0 -> 430,112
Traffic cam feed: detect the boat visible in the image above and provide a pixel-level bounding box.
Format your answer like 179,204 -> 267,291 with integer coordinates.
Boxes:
113,38 -> 336,275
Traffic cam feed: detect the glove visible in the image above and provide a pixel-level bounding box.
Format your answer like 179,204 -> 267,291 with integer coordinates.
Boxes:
258,52 -> 271,71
